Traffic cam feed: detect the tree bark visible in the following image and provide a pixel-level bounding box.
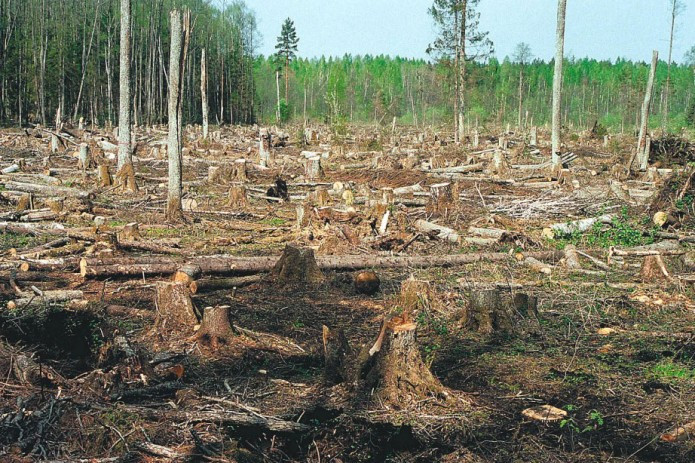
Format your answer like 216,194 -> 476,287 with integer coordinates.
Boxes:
197,305 -> 234,349
166,10 -> 187,221
551,0 -> 567,165
117,0 -> 136,192
201,48 -> 208,140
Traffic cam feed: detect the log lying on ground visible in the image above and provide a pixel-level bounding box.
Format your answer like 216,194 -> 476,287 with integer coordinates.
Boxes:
7,290 -> 84,309
547,214 -> 615,237
3,181 -> 90,199
413,219 -> 460,243
80,250 -> 563,278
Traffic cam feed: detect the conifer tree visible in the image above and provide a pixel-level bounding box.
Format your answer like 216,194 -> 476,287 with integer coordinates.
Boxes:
275,18 -> 299,102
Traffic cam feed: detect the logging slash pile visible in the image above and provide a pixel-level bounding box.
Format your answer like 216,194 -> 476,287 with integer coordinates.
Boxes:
0,123 -> 693,462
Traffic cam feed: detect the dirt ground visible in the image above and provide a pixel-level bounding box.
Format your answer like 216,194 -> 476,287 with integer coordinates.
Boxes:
0,123 -> 693,462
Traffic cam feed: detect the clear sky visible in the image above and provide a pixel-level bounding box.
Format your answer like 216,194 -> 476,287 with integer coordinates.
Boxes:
233,0 -> 695,63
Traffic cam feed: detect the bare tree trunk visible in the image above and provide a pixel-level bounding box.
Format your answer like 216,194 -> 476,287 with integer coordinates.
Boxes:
517,67 -> 524,130
166,9 -> 190,222
636,50 -> 659,171
551,0 -> 567,165
661,0 -> 678,134
201,48 -> 208,140
276,70 -> 281,122
456,0 -> 467,144
117,0 -> 136,191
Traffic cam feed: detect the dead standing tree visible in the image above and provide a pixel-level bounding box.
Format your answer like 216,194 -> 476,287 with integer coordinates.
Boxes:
166,9 -> 191,222
633,51 -> 659,172
551,0 -> 567,166
201,48 -> 209,140
117,0 -> 137,192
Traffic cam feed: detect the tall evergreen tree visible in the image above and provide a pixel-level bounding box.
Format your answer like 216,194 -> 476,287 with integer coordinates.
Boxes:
428,0 -> 493,143
275,18 -> 299,101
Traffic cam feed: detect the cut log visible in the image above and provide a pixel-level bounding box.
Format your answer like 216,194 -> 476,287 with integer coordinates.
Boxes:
3,181 -> 89,199
7,290 -> 84,309
548,214 -> 615,237
196,306 -> 234,349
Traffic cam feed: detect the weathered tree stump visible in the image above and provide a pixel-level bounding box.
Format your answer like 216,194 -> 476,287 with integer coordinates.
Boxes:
196,306 -> 234,349
98,164 -> 112,187
491,149 -> 510,176
427,182 -> 454,216
640,254 -> 670,282
322,325 -> 351,385
154,281 -> 198,334
228,185 -> 248,209
271,245 -> 325,286
259,128 -> 272,167
116,163 -> 138,192
232,158 -> 248,182
304,156 -> 323,180
466,289 -> 513,334
118,222 -> 142,242
78,143 -> 91,171
563,244 -> 581,269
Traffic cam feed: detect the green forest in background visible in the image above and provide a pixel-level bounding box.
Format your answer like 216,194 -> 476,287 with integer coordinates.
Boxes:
1,0 -> 694,133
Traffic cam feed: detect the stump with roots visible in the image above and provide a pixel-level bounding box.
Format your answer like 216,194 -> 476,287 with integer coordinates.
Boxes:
355,278 -> 445,406
154,281 -> 198,335
98,165 -> 112,187
271,245 -> 325,286
196,306 -> 234,349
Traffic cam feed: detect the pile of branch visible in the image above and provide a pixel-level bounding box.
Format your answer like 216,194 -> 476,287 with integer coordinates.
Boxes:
649,135 -> 694,166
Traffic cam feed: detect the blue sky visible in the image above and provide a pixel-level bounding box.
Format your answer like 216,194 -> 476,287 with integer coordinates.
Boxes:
226,0 -> 695,63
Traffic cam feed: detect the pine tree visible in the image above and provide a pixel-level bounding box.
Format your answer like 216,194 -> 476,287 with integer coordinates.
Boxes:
428,0 -> 493,143
275,18 -> 299,102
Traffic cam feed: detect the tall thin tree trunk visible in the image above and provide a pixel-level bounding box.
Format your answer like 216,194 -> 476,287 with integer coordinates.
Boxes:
517,67 -> 524,130
456,0 -> 466,144
117,0 -> 136,190
276,69 -> 281,122
201,48 -> 208,140
551,0 -> 567,165
661,0 -> 677,134
166,9 -> 189,221
636,50 -> 658,172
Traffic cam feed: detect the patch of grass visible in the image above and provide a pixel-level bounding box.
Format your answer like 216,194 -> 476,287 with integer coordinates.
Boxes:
108,220 -> 128,227
0,231 -> 48,251
261,217 -> 287,227
553,208 -> 656,249
648,360 -> 695,382
144,227 -> 181,238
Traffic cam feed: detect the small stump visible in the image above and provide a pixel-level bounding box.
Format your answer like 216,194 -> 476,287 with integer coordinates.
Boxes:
228,185 -> 248,209
466,289 -> 512,334
271,245 -> 325,286
197,306 -> 234,350
427,182 -> 454,216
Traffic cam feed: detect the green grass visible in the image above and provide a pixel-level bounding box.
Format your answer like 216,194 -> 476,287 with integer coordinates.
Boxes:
649,360 -> 695,382
553,208 -> 657,249
261,217 -> 287,227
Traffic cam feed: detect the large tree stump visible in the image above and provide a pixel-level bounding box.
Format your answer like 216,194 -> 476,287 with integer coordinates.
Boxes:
640,255 -> 671,282
355,278 -> 445,406
271,245 -> 325,286
154,281 -> 198,334
304,156 -> 323,180
196,306 -> 234,350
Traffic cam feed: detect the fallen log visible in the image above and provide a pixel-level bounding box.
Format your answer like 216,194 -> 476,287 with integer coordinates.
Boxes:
3,181 -> 90,199
413,219 -> 460,243
548,214 -> 615,237
80,251 -> 563,278
7,289 -> 84,309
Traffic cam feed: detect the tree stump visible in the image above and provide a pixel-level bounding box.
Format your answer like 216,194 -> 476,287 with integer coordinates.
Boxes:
229,185 -> 248,209
512,293 -> 538,318
491,149 -> 510,176
196,306 -> 234,350
295,203 -> 311,229
154,281 -> 198,335
310,187 -> 330,207
271,245 -> 325,286
466,289 -> 513,334
381,187 -> 395,205
118,222 -> 142,242
116,163 -> 138,192
259,128 -> 272,167
563,244 -> 581,269
78,143 -> 91,170
322,325 -> 351,385
427,182 -> 454,216
640,255 -> 670,282
530,126 -> 538,146
233,159 -> 248,182
98,164 -> 112,187
304,156 -> 322,180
